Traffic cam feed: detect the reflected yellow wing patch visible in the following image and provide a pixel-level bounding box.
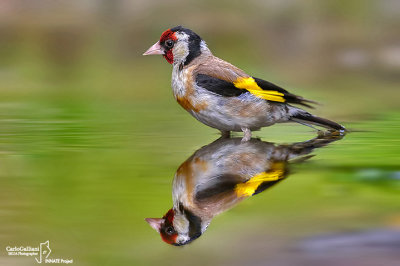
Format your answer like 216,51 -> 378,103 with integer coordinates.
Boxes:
233,77 -> 285,102
235,162 -> 285,197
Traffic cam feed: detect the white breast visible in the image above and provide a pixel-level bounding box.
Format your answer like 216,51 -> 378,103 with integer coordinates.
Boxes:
170,65 -> 288,132
171,64 -> 189,99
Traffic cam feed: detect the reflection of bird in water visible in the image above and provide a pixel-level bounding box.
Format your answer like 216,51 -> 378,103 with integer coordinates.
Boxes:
146,134 -> 343,246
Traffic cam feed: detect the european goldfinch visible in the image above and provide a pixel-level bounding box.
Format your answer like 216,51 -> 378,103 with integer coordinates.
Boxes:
145,134 -> 342,246
143,26 -> 345,141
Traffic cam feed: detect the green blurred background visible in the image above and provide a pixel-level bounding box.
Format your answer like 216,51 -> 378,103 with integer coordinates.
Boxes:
0,0 -> 399,265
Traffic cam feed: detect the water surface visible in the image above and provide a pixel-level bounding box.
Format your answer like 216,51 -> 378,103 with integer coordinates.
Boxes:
0,101 -> 399,265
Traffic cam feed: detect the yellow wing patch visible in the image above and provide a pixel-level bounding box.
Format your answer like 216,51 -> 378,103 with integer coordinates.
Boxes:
233,77 -> 285,102
235,162 -> 285,197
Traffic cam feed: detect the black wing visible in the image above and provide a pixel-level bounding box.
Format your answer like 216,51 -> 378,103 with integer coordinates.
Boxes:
253,77 -> 317,108
195,74 -> 244,97
195,74 -> 316,108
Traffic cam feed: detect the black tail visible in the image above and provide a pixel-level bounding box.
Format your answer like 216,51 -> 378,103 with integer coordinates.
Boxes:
291,112 -> 345,131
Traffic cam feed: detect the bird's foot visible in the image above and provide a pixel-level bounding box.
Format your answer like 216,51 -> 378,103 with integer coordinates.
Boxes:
241,127 -> 252,142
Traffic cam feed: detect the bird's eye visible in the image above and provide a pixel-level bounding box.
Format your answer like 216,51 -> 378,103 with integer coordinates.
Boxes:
166,226 -> 175,235
165,39 -> 174,48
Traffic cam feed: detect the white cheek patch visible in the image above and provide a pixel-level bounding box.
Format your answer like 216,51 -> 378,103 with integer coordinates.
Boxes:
173,212 -> 191,244
173,213 -> 190,234
172,32 -> 190,64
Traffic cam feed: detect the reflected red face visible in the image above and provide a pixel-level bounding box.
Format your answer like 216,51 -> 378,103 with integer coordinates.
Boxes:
159,209 -> 178,244
159,29 -> 177,64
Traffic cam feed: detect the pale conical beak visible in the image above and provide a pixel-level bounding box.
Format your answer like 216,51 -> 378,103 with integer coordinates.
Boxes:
143,41 -> 164,56
145,218 -> 164,232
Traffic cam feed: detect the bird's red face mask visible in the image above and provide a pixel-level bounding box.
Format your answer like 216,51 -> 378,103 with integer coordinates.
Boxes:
145,209 -> 178,245
143,29 -> 177,64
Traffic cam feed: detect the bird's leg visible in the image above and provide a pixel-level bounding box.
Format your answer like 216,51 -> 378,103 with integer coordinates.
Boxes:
220,130 -> 231,139
241,127 -> 252,142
